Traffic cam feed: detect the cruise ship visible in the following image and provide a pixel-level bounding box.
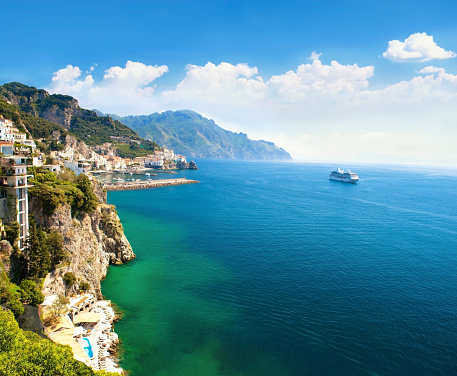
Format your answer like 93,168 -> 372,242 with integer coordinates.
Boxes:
329,168 -> 359,183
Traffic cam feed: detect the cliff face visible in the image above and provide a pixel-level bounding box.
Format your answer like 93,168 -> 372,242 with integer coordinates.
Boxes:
38,98 -> 82,129
29,198 -> 135,299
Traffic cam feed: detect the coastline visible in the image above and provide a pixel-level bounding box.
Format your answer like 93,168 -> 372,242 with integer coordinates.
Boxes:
42,294 -> 123,374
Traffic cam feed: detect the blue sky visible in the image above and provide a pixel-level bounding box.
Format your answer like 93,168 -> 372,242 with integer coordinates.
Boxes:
2,0 -> 457,165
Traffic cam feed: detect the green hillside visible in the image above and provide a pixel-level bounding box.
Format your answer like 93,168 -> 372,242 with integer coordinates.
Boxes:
0,82 -> 137,145
120,110 -> 292,160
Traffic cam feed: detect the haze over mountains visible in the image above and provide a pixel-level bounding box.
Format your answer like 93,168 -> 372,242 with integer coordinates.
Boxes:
117,111 -> 292,160
0,82 -> 291,160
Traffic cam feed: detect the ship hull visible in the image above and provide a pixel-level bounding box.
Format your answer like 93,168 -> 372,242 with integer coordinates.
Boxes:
329,176 -> 359,183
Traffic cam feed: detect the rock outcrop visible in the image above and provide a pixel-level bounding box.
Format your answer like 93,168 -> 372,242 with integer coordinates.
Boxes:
29,198 -> 135,299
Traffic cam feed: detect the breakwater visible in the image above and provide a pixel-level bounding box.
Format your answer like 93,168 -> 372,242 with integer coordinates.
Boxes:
103,178 -> 199,191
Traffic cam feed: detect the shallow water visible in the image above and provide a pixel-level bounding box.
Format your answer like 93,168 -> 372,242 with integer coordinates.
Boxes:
102,160 -> 457,375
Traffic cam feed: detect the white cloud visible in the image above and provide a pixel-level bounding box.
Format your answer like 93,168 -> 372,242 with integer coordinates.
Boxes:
103,61 -> 168,89
52,65 -> 82,83
365,66 -> 457,102
48,61 -> 169,114
163,62 -> 266,106
308,51 -> 322,60
382,32 -> 456,62
46,56 -> 457,166
267,58 -> 374,102
418,66 -> 445,74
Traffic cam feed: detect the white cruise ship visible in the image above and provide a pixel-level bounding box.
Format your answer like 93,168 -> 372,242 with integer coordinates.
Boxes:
329,168 -> 359,183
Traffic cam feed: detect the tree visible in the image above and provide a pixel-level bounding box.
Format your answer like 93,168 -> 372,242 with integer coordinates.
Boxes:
28,184 -> 66,215
18,279 -> 44,306
25,217 -> 50,279
75,174 -> 98,213
49,295 -> 69,317
45,230 -> 65,268
3,221 -> 20,247
0,308 -> 120,375
0,268 -> 24,315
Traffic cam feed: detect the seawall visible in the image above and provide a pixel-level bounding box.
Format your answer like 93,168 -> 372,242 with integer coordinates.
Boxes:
103,178 -> 199,191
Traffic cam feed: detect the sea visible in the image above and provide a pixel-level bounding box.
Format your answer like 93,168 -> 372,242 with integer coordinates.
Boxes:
101,159 -> 457,376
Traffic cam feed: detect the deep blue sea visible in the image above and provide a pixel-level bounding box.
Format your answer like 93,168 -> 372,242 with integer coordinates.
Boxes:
101,160 -> 457,376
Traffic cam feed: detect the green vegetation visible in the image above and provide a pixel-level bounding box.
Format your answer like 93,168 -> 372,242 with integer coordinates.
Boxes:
25,217 -> 65,280
0,309 -> 119,375
3,222 -> 20,249
62,272 -> 76,286
49,295 -> 70,318
0,267 -> 24,315
70,116 -> 137,146
0,82 -> 139,146
121,109 -> 293,160
29,170 -> 99,216
0,99 -> 66,140
78,281 -> 90,292
115,140 -> 161,158
18,279 -> 44,306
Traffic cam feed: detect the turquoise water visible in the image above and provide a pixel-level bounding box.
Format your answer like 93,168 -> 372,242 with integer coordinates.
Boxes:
83,337 -> 93,358
101,160 -> 457,375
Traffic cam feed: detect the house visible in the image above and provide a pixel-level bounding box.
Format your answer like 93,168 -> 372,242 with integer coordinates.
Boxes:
0,156 -> 33,249
0,116 -> 14,128
0,141 -> 14,156
64,160 -> 92,176
144,157 -> 163,167
175,154 -> 187,163
11,130 -> 27,142
42,165 -> 62,173
0,127 -> 13,142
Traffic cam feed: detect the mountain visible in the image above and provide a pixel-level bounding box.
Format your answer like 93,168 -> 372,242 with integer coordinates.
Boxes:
0,82 -> 138,145
119,110 -> 292,160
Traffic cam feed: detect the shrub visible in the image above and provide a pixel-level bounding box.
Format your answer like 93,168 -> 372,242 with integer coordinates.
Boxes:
18,279 -> 44,306
28,184 -> 65,216
0,308 -> 121,375
3,221 -> 20,247
62,272 -> 76,286
78,281 -> 90,292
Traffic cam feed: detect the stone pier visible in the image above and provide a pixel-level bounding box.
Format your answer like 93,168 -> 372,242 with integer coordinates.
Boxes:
103,178 -> 199,191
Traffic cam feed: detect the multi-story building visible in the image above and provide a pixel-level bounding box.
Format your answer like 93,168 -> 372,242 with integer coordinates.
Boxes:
0,127 -> 14,142
64,160 -> 92,176
0,116 -> 14,128
0,156 -> 33,249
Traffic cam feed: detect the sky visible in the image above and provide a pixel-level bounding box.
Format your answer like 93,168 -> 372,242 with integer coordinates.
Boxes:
2,0 -> 457,166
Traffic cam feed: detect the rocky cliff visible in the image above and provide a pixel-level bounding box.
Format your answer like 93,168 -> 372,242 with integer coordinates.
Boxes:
29,182 -> 135,299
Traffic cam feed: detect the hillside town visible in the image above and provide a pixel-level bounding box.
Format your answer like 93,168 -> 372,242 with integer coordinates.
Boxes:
0,114 -> 194,176
0,113 -> 195,374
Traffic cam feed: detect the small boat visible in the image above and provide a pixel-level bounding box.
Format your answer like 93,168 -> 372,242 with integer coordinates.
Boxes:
329,168 -> 359,183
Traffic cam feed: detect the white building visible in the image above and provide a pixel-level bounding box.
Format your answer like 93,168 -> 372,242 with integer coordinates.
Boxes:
64,160 -> 92,176
0,141 -> 14,156
12,130 -> 27,142
0,156 -> 33,249
144,157 -> 164,167
0,116 -> 14,128
42,165 -> 62,173
0,127 -> 13,142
